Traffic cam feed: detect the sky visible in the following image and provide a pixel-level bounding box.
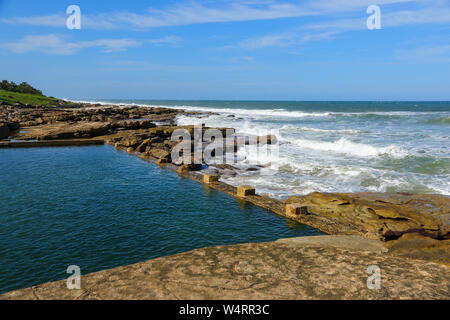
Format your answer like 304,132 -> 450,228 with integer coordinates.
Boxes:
0,0 -> 449,100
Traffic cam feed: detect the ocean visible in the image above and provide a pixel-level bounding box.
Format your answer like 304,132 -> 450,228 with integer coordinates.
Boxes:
84,100 -> 450,198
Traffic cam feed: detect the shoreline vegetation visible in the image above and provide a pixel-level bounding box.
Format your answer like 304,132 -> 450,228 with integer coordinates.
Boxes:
0,81 -> 66,107
0,83 -> 449,299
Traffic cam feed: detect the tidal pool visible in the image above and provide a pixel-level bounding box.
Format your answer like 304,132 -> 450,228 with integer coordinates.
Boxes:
0,145 -> 321,293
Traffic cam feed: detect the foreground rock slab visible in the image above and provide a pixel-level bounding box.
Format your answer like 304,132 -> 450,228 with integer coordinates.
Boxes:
2,236 -> 448,300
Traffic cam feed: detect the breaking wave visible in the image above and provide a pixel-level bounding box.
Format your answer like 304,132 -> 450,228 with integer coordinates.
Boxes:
288,138 -> 408,158
281,125 -> 366,134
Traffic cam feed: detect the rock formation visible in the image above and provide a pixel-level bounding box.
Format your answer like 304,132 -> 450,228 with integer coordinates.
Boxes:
286,192 -> 449,241
1,236 -> 448,300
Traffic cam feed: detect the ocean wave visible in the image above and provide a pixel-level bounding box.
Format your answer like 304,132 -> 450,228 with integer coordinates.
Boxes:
178,106 -> 333,119
288,138 -> 408,158
425,117 -> 450,125
73,100 -> 333,119
174,107 -> 445,120
380,156 -> 450,175
280,125 -> 366,134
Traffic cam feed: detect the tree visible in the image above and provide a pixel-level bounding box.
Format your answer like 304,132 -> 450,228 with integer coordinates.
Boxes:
0,80 -> 43,95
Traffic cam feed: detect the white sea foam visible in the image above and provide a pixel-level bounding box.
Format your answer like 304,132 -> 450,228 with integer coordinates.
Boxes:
280,125 -> 365,134
288,138 -> 408,158
180,106 -> 332,118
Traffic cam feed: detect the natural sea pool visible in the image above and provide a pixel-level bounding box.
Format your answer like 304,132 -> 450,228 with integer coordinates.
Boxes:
0,145 -> 321,293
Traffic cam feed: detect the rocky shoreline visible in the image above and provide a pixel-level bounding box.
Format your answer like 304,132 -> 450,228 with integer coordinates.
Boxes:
1,101 -> 449,299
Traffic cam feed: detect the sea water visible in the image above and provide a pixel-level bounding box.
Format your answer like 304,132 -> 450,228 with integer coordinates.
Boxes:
0,145 -> 320,293
87,100 -> 450,198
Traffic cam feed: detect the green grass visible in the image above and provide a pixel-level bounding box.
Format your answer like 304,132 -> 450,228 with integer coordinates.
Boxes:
0,89 -> 67,107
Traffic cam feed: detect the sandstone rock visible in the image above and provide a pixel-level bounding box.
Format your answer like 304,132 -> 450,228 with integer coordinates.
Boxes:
139,153 -> 150,160
385,233 -> 450,265
177,164 -> 190,174
1,235 -> 448,300
150,149 -> 170,160
35,122 -> 112,140
156,158 -> 167,165
286,203 -> 308,216
115,120 -> 156,130
203,174 -> 219,184
287,192 -> 450,241
237,186 -> 256,197
35,118 -> 45,125
177,163 -> 202,174
258,134 -> 278,145
120,136 -> 143,148
135,139 -> 151,153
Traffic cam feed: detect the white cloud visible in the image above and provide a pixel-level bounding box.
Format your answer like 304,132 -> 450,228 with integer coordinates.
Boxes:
305,1 -> 450,31
148,36 -> 182,45
1,35 -> 141,55
1,0 -> 447,54
236,0 -> 450,49
240,33 -> 298,48
0,14 -> 66,27
0,0 -> 425,29
239,30 -> 336,49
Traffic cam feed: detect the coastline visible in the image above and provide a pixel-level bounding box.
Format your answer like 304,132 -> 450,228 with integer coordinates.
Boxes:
1,100 -> 449,299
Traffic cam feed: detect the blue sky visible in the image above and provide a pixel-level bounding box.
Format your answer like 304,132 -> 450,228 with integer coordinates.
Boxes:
0,0 -> 449,100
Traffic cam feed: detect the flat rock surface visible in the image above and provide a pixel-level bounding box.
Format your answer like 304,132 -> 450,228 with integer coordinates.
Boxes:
287,192 -> 450,240
385,233 -> 450,265
2,236 -> 448,300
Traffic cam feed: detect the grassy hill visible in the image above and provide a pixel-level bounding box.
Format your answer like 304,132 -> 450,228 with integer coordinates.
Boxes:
0,89 -> 66,107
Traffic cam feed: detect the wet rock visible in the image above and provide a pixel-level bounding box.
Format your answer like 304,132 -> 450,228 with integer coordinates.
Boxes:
0,123 -> 10,139
9,122 -> 21,131
135,139 -> 151,153
156,158 -> 167,165
237,186 -> 256,197
177,163 -> 202,174
177,164 -> 190,174
114,120 -> 156,130
120,136 -> 143,148
258,134 -> 278,145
